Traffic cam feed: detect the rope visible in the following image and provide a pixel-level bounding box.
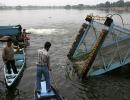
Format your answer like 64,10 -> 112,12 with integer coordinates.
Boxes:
110,13 -> 124,28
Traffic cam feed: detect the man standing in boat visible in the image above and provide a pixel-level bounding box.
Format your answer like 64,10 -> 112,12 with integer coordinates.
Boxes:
36,41 -> 52,93
2,38 -> 18,74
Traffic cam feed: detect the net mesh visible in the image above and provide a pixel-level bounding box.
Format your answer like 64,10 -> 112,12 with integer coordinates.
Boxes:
73,20 -> 130,76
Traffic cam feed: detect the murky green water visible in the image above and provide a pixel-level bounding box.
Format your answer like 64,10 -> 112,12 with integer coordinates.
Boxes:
0,9 -> 130,100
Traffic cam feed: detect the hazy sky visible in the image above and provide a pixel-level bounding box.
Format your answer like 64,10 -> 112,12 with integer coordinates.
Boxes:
0,0 -> 130,6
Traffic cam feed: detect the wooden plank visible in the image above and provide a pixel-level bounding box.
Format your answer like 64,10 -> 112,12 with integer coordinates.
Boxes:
81,29 -> 108,79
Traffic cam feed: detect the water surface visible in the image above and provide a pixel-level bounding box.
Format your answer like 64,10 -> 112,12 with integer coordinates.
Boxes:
0,9 -> 130,100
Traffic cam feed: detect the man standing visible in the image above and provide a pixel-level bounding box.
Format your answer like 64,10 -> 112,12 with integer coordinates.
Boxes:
2,39 -> 18,74
36,41 -> 52,93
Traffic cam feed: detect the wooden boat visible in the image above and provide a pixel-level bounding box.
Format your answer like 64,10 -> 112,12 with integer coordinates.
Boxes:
4,48 -> 25,87
0,36 -> 11,42
0,25 -> 30,48
0,25 -> 21,36
34,81 -> 63,100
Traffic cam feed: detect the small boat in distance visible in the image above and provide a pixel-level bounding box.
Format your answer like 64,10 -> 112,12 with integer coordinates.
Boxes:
4,48 -> 25,87
34,81 -> 64,100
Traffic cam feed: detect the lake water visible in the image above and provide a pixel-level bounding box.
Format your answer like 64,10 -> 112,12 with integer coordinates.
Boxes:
0,9 -> 130,100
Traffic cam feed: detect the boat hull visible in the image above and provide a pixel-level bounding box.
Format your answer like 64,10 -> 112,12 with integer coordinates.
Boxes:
4,48 -> 25,87
34,81 -> 63,100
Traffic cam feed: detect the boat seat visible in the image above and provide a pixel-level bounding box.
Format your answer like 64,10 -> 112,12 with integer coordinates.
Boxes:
37,81 -> 55,98
7,80 -> 12,83
14,54 -> 24,60
15,60 -> 24,68
6,75 -> 16,79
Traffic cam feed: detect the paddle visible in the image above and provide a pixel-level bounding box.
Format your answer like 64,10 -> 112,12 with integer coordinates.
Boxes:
50,71 -> 65,100
0,67 -> 3,71
50,71 -> 58,89
0,63 -> 4,72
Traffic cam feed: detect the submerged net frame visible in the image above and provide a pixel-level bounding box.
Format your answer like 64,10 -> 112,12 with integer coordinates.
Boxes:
68,15 -> 130,78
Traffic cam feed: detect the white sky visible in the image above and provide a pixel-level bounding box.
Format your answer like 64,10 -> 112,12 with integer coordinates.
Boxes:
0,0 -> 130,6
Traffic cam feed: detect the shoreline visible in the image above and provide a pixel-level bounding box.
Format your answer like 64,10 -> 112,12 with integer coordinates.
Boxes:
97,7 -> 130,12
0,6 -> 130,12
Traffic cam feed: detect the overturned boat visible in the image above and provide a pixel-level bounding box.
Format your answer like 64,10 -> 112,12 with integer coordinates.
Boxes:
67,15 -> 130,79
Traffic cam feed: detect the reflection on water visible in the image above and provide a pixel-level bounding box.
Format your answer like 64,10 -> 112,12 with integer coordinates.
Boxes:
0,73 -> 28,100
65,63 -> 130,100
0,86 -> 27,100
6,88 -> 27,100
0,80 -> 6,100
65,65 -> 78,81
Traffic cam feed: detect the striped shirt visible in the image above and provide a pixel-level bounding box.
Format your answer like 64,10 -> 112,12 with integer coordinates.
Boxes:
37,48 -> 49,66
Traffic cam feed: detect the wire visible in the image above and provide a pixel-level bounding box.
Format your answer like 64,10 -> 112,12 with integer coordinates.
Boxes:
107,13 -> 125,28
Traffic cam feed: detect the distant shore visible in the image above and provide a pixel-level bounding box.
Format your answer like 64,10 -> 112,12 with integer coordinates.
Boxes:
97,7 -> 130,12
0,6 -> 130,13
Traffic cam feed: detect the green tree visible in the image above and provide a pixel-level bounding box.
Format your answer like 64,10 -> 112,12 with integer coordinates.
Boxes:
124,2 -> 130,7
64,5 -> 71,9
116,0 -> 124,7
15,5 -> 22,9
77,4 -> 84,9
105,1 -> 111,8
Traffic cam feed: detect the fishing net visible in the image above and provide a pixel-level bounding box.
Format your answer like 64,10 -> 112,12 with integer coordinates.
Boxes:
70,19 -> 130,76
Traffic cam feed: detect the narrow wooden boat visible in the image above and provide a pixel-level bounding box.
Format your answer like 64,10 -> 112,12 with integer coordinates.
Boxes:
34,81 -> 63,100
4,48 -> 25,87
0,25 -> 21,36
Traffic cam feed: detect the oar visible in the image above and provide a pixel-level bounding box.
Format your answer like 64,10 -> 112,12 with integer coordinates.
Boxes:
0,63 -> 4,71
0,67 -> 3,71
50,71 -> 58,89
50,71 -> 65,100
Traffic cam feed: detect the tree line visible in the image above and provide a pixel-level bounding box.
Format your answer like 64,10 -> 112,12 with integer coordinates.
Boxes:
64,0 -> 130,9
0,0 -> 130,10
96,0 -> 130,8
